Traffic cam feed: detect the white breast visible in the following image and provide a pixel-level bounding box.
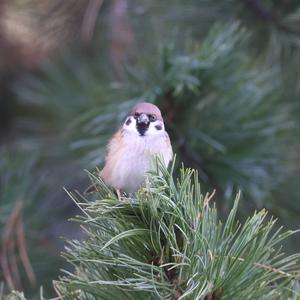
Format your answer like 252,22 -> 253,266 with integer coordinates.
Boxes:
108,133 -> 172,193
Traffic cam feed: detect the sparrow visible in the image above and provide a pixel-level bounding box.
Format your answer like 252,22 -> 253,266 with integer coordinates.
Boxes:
100,102 -> 173,199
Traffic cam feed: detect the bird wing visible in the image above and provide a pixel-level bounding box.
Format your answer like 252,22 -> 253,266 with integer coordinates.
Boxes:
100,128 -> 124,182
164,132 -> 173,164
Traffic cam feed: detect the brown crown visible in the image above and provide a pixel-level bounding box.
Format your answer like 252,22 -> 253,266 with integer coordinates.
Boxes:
130,102 -> 163,121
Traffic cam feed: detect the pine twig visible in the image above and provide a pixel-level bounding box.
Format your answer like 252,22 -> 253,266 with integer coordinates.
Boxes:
81,0 -> 104,46
217,255 -> 298,278
204,189 -> 216,207
0,200 -> 36,289
16,207 -> 36,286
52,281 -> 65,300
1,201 -> 21,289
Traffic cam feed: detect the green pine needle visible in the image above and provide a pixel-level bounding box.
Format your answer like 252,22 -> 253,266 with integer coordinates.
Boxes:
57,158 -> 300,300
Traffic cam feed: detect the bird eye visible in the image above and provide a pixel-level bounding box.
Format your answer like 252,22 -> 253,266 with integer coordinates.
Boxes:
149,114 -> 156,122
134,112 -> 140,119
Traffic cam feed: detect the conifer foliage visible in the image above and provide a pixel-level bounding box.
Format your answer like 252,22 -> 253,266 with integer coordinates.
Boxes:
56,160 -> 300,300
1,1 -> 300,298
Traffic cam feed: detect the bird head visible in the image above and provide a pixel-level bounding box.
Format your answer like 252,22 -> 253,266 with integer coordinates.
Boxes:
123,102 -> 165,137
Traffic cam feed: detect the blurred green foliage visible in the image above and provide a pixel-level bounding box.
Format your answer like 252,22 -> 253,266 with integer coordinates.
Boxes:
0,151 -> 64,296
0,0 -> 300,298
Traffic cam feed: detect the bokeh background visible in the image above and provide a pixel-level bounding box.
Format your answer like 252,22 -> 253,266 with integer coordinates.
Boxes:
0,0 -> 300,298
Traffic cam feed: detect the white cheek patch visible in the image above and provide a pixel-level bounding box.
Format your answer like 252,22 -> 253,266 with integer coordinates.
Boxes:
123,117 -> 165,136
148,120 -> 165,135
123,117 -> 138,134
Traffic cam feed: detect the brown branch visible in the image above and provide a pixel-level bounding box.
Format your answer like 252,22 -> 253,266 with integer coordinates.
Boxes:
242,0 -> 300,35
8,229 -> 22,290
81,0 -> 104,46
149,250 -> 182,299
52,281 -> 65,300
162,89 -> 176,124
164,265 -> 182,300
216,255 -> 298,278
1,200 -> 36,289
0,201 -> 22,289
243,0 -> 274,22
197,189 -> 217,221
16,208 -> 36,286
0,237 -> 13,289
109,0 -> 135,80
204,189 -> 216,208
253,261 -> 296,277
204,288 -> 223,300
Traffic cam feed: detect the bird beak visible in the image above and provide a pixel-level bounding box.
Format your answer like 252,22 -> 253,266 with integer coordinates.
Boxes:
137,113 -> 149,124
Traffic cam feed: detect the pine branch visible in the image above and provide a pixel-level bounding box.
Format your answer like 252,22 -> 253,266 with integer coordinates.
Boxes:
56,159 -> 300,299
0,150 -> 65,296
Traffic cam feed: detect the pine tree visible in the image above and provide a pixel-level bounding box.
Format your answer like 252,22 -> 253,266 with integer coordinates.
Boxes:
1,1 -> 300,298
55,160 -> 300,299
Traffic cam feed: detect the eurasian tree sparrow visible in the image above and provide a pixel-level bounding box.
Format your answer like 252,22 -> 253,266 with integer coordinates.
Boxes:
101,102 -> 173,199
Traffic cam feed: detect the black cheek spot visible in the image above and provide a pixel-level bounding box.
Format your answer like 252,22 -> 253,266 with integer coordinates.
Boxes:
126,118 -> 132,126
155,125 -> 162,131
